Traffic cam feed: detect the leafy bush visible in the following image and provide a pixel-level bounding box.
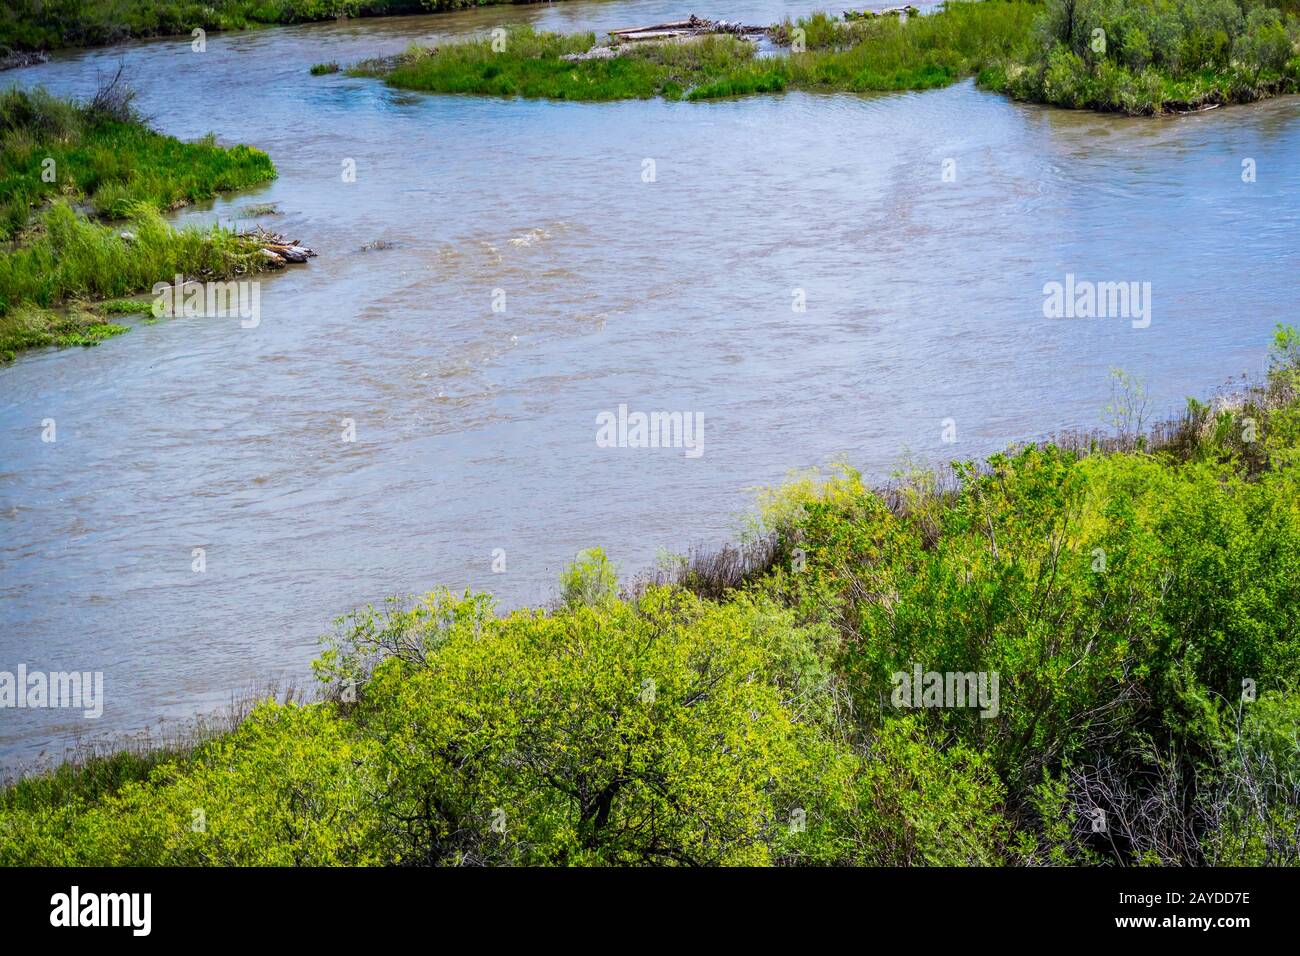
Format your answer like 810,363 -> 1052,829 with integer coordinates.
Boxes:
0,704 -> 385,865
1003,0 -> 1300,112
327,587 -> 830,865
7,335 -> 1300,866
1205,691 -> 1300,865
1237,6 -> 1293,76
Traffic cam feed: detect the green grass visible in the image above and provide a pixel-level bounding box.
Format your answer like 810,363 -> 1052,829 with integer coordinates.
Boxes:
310,61 -> 341,75
362,30 -> 680,100
0,203 -> 271,359
0,0 -> 576,53
772,3 -> 1037,94
367,3 -> 1300,114
4,330 -> 1300,866
95,297 -> 157,315
0,85 -> 278,360
366,7 -> 1050,101
0,301 -> 128,360
1,200 -> 267,310
1,747 -> 189,815
1,85 -> 275,241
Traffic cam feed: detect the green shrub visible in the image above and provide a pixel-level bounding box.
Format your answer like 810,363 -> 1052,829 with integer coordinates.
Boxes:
0,703 -> 385,865
1204,691 -> 1300,865
1003,0 -> 1300,112
1237,6 -> 1293,76
331,586 -> 831,865
7,335 -> 1300,866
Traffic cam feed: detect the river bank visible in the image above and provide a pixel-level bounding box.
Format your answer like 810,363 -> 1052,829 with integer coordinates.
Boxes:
0,0 -> 583,57
353,6 -> 1037,99
4,331 -> 1298,866
1,0 -> 1296,777
353,2 -> 1300,114
0,81 -> 294,360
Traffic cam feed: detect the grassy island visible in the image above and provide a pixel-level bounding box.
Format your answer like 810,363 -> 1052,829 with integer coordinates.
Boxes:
353,2 -> 1300,114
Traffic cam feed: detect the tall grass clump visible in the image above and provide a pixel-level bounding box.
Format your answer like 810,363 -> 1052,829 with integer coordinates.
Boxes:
372,28 -> 750,101
771,1 -> 1039,95
0,0 -> 579,54
985,0 -> 1300,113
0,202 -> 266,310
0,203 -> 270,359
1,81 -> 274,241
0,80 -> 277,359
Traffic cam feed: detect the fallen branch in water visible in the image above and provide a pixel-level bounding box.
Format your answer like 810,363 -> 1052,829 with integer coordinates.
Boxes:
240,226 -> 316,267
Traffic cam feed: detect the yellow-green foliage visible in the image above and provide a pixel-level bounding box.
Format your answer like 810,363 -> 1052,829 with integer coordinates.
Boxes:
3,582 -> 1010,866
0,704 -> 385,866
5,336 -> 1300,867
349,588 -> 807,865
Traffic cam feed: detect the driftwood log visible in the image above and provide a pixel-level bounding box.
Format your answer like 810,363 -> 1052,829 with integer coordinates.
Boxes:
563,15 -> 767,60
606,15 -> 767,42
242,226 -> 316,267
844,6 -> 920,20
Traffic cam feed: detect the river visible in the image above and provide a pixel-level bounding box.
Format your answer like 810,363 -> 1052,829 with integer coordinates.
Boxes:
1,1 -> 1297,769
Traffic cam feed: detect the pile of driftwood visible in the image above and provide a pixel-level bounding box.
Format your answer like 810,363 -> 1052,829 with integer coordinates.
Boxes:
561,15 -> 768,61
241,226 -> 316,267
559,9 -> 932,62
0,50 -> 50,71
607,15 -> 768,42
844,6 -> 920,20
557,8 -> 934,63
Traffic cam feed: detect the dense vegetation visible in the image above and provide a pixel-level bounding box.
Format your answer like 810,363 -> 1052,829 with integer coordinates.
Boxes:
361,1 -> 1300,113
0,0 -> 563,54
6,0 -> 1295,113
4,331 -> 1298,866
0,83 -> 276,359
987,0 -> 1300,110
361,5 -> 1041,101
